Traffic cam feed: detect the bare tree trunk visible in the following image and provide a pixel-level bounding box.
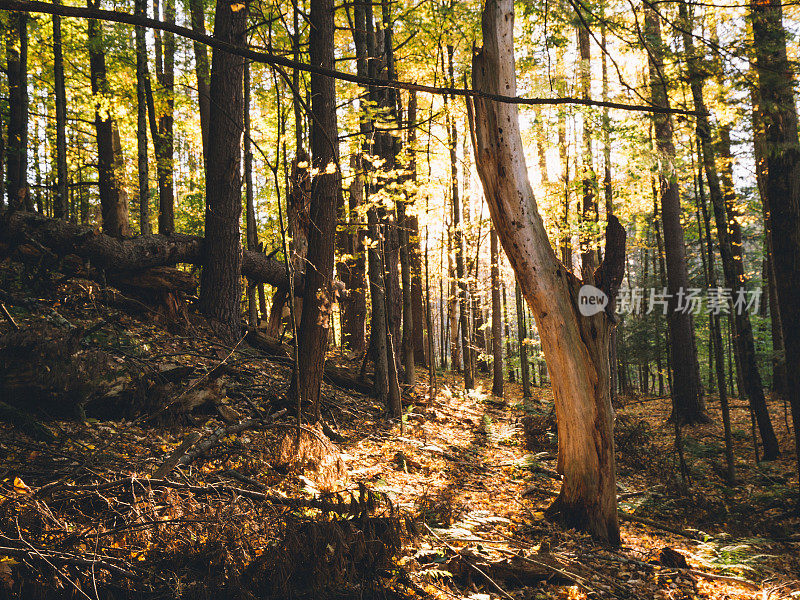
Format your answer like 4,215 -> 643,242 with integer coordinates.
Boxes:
199,0 -> 246,343
6,12 -> 28,210
515,280 -> 531,399
680,0 -> 778,457
491,227 -> 503,397
576,16 -> 598,281
445,44 -> 473,390
751,0 -> 800,489
472,0 -> 623,543
697,156 -> 736,484
339,154 -> 367,355
188,0 -> 211,161
152,0 -> 175,235
644,6 -> 706,425
502,282 -> 515,382
88,1 -> 130,238
244,61 -> 259,328
53,1 -> 68,220
134,0 -> 151,234
291,0 -> 342,418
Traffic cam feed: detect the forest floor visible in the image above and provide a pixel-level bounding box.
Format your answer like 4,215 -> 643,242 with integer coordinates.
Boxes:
0,267 -> 798,599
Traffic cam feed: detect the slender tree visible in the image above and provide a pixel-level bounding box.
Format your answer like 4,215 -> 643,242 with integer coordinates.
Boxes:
53,0 -> 68,219
292,0 -> 342,417
679,0 -> 778,457
491,227 -> 503,397
6,12 -> 28,210
188,0 -> 211,160
644,5 -> 706,424
134,0 -> 151,234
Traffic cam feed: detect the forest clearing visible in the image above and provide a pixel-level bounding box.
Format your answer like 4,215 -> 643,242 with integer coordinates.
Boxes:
1,0 -> 800,595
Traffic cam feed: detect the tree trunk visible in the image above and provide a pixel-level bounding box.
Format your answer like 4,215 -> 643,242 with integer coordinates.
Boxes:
679,0 -> 779,457
644,6 -> 706,425
515,280 -> 531,399
339,154 -> 367,355
577,16 -> 598,281
502,282 -> 515,382
88,1 -> 130,238
446,45 -> 473,390
244,61 -> 259,328
199,0 -> 246,343
6,12 -> 28,210
291,0 -> 341,417
751,0 -> 800,488
751,69 -> 787,397
491,227 -> 503,397
472,0 -> 622,544
188,0 -> 211,161
152,0 -> 175,235
407,91 -> 427,367
134,0 -> 151,235
697,158 -> 736,484
53,2 -> 69,220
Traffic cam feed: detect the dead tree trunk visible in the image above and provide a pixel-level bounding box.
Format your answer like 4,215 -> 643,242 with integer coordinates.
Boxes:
471,0 -> 623,544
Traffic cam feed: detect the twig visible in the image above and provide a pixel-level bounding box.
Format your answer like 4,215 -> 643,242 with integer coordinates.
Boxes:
618,512 -> 701,540
424,524 -> 515,600
153,409 -> 286,478
0,546 -> 138,580
684,568 -> 760,590
0,303 -> 19,329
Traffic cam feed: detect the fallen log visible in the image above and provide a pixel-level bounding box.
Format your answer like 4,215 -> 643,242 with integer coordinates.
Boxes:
245,331 -> 375,396
0,210 -> 295,289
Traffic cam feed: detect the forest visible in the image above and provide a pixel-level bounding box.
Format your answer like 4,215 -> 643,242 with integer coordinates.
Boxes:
0,0 -> 799,596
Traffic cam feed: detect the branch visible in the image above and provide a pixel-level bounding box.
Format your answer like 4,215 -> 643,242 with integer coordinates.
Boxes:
0,0 -> 702,116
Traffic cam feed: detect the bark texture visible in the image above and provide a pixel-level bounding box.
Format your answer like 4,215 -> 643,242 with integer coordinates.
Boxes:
751,0 -> 800,487
200,0 -> 247,341
472,0 -> 622,544
644,6 -> 706,425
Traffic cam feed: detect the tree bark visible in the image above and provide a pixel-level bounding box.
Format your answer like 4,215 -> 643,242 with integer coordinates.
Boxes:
198,0 -> 246,342
679,0 -> 778,457
6,11 -> 28,210
188,0 -> 211,161
88,0 -> 130,238
244,61 -> 259,328
472,0 -> 622,544
515,280 -> 531,399
751,0 -> 800,488
446,44 -> 473,390
291,0 -> 341,417
152,0 -> 175,235
53,1 -> 69,220
134,0 -> 151,235
491,227 -> 503,397
644,6 -> 706,425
